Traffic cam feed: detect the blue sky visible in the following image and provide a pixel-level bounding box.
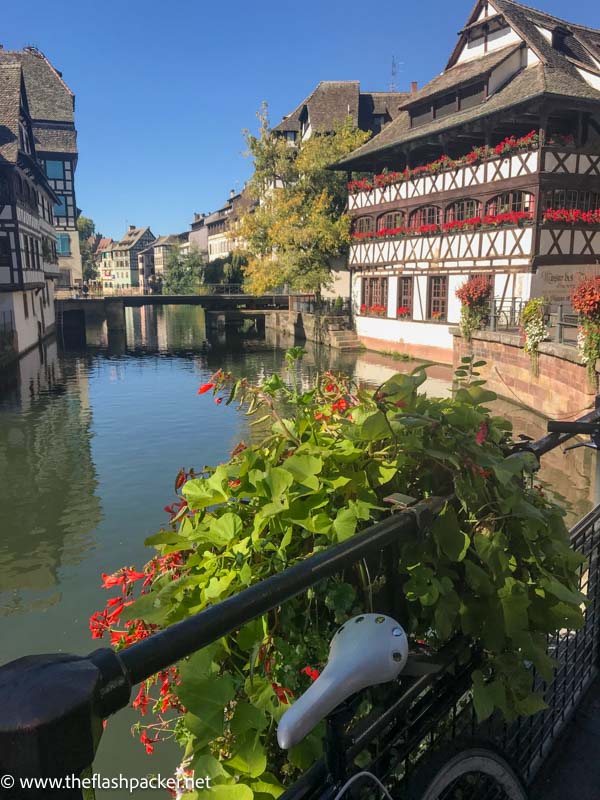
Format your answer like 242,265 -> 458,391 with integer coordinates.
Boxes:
2,0 -> 599,240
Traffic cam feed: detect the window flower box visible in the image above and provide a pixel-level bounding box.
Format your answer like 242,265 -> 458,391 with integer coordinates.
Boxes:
348,130 -> 543,194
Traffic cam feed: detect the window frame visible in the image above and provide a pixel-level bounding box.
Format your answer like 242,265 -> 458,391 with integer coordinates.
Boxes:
377,211 -> 405,231
427,275 -> 448,321
409,205 -> 441,230
486,191 -> 535,215
45,160 -> 65,180
397,276 -> 414,319
360,276 -> 389,315
446,198 -> 481,222
355,216 -> 374,235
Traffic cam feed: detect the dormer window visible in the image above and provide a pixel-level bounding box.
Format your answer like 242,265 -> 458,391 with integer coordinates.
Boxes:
285,131 -> 297,143
372,114 -> 388,133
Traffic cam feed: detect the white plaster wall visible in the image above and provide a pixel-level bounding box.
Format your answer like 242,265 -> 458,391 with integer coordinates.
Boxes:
355,314 -> 454,351
5,289 -> 41,354
352,274 -> 362,309
488,49 -> 521,95
577,67 -> 600,92
447,276 -> 463,323
387,277 -> 399,317
456,24 -> 521,63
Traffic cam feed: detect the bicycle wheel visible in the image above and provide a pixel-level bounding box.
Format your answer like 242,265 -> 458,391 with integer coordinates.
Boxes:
406,741 -> 528,800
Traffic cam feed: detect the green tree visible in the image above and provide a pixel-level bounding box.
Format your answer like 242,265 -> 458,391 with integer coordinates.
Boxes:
162,246 -> 205,294
236,105 -> 370,295
77,216 -> 98,282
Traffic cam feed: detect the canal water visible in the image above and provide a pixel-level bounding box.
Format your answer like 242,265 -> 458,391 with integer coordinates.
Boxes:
0,304 -> 596,796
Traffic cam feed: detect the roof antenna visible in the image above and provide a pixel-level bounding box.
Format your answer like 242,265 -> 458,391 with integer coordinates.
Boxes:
389,56 -> 404,92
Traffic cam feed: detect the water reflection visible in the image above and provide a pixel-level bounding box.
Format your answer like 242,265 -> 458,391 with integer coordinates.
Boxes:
0,305 -> 595,797
0,340 -> 102,616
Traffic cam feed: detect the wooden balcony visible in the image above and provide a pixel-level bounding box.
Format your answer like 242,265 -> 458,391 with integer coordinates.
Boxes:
349,223 -> 534,271
348,147 -> 598,213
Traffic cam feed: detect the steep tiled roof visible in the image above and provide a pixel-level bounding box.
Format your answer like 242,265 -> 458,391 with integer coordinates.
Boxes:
0,48 -> 74,123
94,237 -> 114,254
0,63 -> 25,164
32,125 -> 77,154
273,81 -> 361,134
334,0 -> 600,171
400,44 -> 522,109
118,227 -> 154,250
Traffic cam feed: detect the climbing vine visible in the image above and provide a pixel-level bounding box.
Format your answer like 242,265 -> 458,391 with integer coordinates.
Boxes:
90,352 -> 584,798
456,276 -> 492,341
521,298 -> 548,376
572,276 -> 600,385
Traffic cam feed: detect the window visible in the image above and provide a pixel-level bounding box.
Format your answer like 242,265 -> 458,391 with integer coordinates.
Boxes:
544,189 -> 600,212
434,93 -> 456,120
427,276 -> 448,320
23,292 -> 29,319
372,114 -> 387,133
34,239 -> 41,270
45,160 -> 64,180
378,211 -> 404,231
285,131 -> 297,143
459,82 -> 485,110
411,103 -> 433,128
57,233 -> 71,256
54,195 -> 67,217
397,276 -> 413,318
0,237 -> 10,266
486,191 -> 535,215
409,206 -> 441,229
361,277 -> 388,313
446,199 -> 481,222
23,236 -> 30,269
355,216 -> 374,234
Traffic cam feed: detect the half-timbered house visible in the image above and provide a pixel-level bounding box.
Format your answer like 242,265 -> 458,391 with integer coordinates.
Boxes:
0,61 -> 61,357
335,0 -> 600,360
0,48 -> 82,288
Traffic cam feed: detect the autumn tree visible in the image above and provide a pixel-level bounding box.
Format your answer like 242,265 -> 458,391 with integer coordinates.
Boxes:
77,215 -> 98,282
234,105 -> 370,295
162,246 -> 205,295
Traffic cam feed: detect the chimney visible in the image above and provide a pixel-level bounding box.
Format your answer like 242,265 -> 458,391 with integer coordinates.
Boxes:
229,189 -> 235,200
128,224 -> 136,232
193,212 -> 200,222
411,81 -> 418,94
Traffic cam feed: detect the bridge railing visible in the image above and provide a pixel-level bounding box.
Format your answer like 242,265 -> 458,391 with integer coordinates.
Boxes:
1,404 -> 600,798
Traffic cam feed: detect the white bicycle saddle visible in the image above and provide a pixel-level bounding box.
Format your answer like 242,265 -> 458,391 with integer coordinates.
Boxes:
277,613 -> 408,750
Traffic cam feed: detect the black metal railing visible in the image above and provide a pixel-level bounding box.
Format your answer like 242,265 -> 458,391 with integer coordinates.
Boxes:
487,297 -> 526,331
1,408 -> 600,798
289,295 -> 351,315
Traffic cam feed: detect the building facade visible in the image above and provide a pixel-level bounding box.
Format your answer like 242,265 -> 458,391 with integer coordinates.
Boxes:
137,234 -> 180,293
99,226 -> 155,291
272,81 -> 409,298
0,62 -> 60,359
0,47 -> 82,287
335,0 -> 600,360
206,190 -> 253,262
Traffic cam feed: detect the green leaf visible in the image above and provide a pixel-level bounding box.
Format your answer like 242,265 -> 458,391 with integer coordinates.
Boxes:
213,512 -> 243,542
227,734 -> 267,777
231,702 -> 268,735
206,786 -> 254,800
472,670 -> 495,721
433,507 -> 470,561
332,507 -> 358,542
464,560 -> 494,596
284,453 -> 323,490
191,754 -> 230,781
176,674 -> 236,731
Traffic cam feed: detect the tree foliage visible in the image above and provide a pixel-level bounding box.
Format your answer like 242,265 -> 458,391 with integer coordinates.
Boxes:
162,246 -> 205,295
91,355 -> 585,796
77,215 -> 98,282
236,105 -> 370,294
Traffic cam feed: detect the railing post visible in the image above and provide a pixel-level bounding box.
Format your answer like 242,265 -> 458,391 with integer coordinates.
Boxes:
490,301 -> 497,332
555,304 -> 563,344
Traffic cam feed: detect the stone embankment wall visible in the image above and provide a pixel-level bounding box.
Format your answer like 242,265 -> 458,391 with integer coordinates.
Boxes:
452,329 -> 598,418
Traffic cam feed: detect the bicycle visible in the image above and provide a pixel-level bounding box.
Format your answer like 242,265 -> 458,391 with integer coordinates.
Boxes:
275,613 -> 528,800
